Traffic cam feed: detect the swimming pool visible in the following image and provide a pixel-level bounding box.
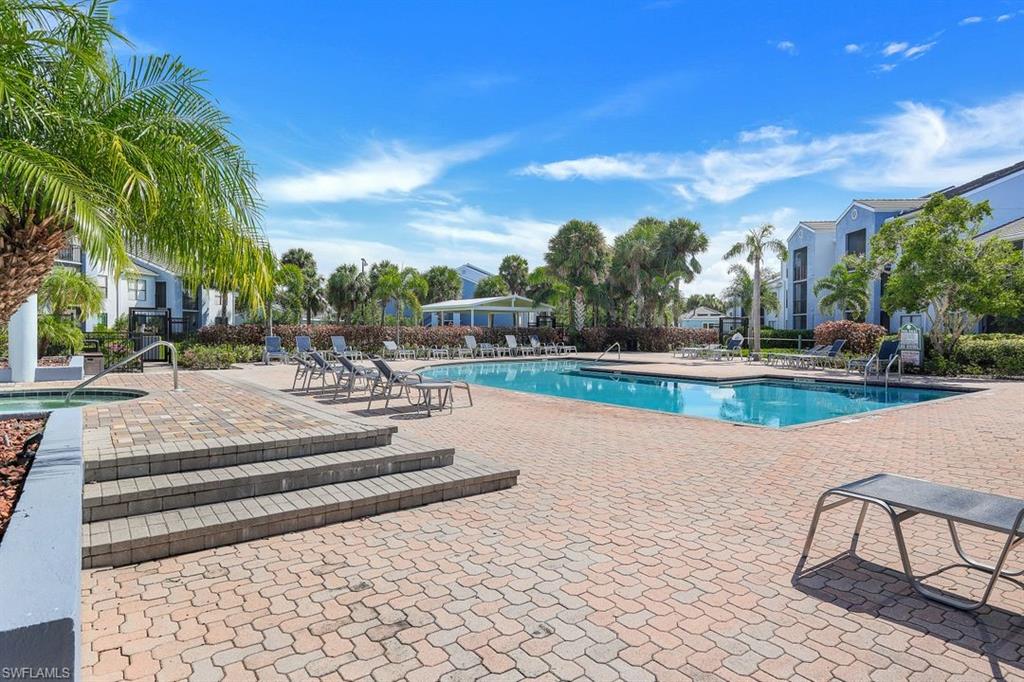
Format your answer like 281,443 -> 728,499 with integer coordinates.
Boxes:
0,389 -> 144,415
419,360 -> 960,428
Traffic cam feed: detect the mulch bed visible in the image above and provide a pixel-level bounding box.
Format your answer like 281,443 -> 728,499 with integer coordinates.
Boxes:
0,356 -> 69,370
0,417 -> 45,541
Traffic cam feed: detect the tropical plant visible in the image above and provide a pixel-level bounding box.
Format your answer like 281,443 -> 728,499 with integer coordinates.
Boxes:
38,315 -> 83,355
546,220 -> 608,330
526,266 -> 571,323
423,265 -> 462,303
813,255 -> 871,321
723,264 -> 780,322
243,262 -> 305,332
326,264 -> 370,323
372,266 -> 427,342
723,224 -> 788,354
683,293 -> 727,313
280,248 -> 324,325
870,194 -> 1024,357
473,275 -> 510,298
498,255 -> 529,295
0,0 -> 273,326
38,268 -> 104,320
368,260 -> 398,324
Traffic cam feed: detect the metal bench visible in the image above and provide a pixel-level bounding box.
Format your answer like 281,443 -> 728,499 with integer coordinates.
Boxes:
798,473 -> 1024,611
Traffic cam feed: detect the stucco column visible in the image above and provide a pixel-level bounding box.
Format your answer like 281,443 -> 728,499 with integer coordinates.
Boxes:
9,294 -> 38,383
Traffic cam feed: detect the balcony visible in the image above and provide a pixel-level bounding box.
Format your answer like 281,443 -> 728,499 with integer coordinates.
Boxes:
56,243 -> 82,265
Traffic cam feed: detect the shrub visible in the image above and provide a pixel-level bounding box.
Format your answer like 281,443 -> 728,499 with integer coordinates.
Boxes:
195,325 -> 566,355
577,327 -> 717,352
948,335 -> 1024,377
176,343 -> 263,370
814,320 -> 887,354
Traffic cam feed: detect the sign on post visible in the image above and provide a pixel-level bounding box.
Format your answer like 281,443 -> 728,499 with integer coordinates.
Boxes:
899,323 -> 923,367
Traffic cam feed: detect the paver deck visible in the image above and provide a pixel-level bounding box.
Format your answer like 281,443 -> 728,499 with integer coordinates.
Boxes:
71,356 -> 1024,680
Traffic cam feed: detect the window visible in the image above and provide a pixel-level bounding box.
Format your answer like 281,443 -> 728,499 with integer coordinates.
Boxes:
702,321 -> 716,329
1012,239 -> 1023,251
899,314 -> 923,327
213,291 -> 224,306
96,313 -> 108,328
128,277 -> 146,301
846,229 -> 867,257
95,275 -> 108,296
792,247 -> 807,282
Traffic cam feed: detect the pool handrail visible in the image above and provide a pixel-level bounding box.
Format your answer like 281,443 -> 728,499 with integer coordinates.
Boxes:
65,340 -> 180,404
596,342 -> 621,362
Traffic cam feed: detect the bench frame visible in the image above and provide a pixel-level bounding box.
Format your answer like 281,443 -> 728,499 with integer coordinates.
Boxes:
799,487 -> 1024,611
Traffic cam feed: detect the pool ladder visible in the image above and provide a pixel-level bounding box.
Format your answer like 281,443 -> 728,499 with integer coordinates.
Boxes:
65,340 -> 181,405
596,342 -> 621,362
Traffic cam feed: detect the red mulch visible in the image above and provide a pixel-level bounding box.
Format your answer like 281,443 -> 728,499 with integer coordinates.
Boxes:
0,418 -> 45,541
0,356 -> 69,370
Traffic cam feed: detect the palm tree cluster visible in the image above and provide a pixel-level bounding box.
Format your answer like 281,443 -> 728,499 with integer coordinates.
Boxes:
723,224 -> 788,354
0,0 -> 274,325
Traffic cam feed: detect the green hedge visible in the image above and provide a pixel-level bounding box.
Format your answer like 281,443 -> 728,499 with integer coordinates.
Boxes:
177,343 -> 263,370
577,327 -> 717,352
947,335 -> 1024,377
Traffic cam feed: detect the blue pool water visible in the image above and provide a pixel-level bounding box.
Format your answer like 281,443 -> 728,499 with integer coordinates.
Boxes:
420,360 -> 959,428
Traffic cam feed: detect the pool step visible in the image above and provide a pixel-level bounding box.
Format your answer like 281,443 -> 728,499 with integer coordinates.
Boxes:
82,456 -> 518,568
84,424 -> 396,483
82,437 -> 454,522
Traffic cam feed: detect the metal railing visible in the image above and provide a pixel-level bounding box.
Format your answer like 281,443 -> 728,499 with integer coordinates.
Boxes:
65,340 -> 181,404
884,353 -> 903,389
596,342 -> 621,362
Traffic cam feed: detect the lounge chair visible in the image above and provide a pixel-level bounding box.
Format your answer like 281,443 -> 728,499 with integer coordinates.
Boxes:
674,343 -> 716,359
330,335 -> 363,361
294,335 -> 313,357
305,350 -> 347,393
806,339 -> 846,369
383,340 -> 416,360
332,354 -> 380,400
846,339 -> 901,376
529,335 -> 555,355
367,357 -> 470,416
556,339 -> 578,354
506,335 -> 535,356
767,344 -> 826,367
263,336 -> 289,365
291,353 -> 316,391
479,342 -> 507,357
798,473 -> 1024,611
291,351 -> 336,393
706,337 -> 743,360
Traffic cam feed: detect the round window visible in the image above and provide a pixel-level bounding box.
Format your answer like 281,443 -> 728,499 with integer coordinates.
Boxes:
851,207 -> 858,220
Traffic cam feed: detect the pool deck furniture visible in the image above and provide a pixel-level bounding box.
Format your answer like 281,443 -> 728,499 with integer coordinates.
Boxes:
529,336 -> 557,356
480,342 -> 508,357
798,473 -> 1024,611
674,344 -> 716,359
430,347 -> 451,360
295,335 -> 313,356
367,357 -> 472,416
332,355 -> 381,400
263,336 -> 290,365
506,335 -> 535,356
766,344 -> 826,367
705,338 -> 743,360
330,335 -> 364,361
458,337 -> 478,358
847,339 -> 901,376
383,340 -> 416,360
291,354 -> 317,391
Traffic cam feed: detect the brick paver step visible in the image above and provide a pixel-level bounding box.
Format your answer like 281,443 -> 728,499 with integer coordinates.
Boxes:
82,436 -> 456,522
84,424 -> 398,483
82,455 -> 519,568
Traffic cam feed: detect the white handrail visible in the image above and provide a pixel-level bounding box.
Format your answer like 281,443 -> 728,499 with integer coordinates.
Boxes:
65,340 -> 180,404
884,353 -> 902,389
596,342 -> 621,362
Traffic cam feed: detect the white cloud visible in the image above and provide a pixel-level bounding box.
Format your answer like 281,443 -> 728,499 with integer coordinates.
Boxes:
775,41 -> 797,55
903,41 -> 937,59
739,126 -> 797,143
876,63 -> 898,73
521,92 -> 1024,203
959,16 -> 983,25
997,13 -> 1013,21
882,41 -> 908,56
844,43 -> 862,54
263,137 -> 506,203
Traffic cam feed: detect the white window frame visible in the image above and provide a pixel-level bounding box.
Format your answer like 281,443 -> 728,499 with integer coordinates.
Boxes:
127,277 -> 146,302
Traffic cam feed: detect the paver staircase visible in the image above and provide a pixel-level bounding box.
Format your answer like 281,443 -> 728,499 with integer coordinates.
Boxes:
81,422 -> 518,568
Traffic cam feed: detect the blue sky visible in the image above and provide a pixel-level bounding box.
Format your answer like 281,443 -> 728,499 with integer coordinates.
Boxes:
118,0 -> 1024,294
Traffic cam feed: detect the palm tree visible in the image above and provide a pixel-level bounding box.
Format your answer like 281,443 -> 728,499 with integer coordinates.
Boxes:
373,267 -> 427,343
326,264 -> 370,323
38,268 -> 104,321
526,266 -> 571,317
280,248 -> 325,325
0,1 -> 273,328
241,262 -> 305,334
723,264 -> 781,322
423,265 -> 462,303
545,220 -> 608,331
473,275 -> 510,298
723,224 -> 788,355
813,255 -> 871,321
369,260 -> 398,324
498,255 -> 529,295
611,218 -> 660,325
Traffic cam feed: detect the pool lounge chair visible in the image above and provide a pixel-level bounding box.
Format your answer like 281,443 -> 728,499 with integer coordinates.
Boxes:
706,337 -> 743,360
767,344 -> 826,367
530,336 -> 558,355
291,353 -> 316,390
506,335 -> 535,356
480,342 -> 508,357
294,335 -> 313,357
383,340 -> 416,360
330,335 -> 363,361
332,354 -> 381,399
366,357 -> 470,415
798,473 -> 1024,611
674,343 -> 716,359
846,339 -> 901,376
806,339 -> 846,369
263,336 -> 290,365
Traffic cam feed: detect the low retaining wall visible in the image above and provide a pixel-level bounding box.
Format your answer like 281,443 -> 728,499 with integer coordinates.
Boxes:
0,408 -> 83,681
0,356 -> 84,383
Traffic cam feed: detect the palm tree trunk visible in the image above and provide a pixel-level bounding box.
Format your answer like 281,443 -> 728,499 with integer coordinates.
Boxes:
751,258 -> 762,356
573,288 -> 586,331
0,209 -> 68,325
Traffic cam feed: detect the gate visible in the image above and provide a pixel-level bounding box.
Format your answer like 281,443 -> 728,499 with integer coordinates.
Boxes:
128,308 -> 170,361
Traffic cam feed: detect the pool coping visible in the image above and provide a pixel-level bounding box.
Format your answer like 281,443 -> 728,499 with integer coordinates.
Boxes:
415,357 -> 984,431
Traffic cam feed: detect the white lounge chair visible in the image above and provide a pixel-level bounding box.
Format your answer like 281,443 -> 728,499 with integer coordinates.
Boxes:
505,335 -> 535,356
383,340 -> 415,360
